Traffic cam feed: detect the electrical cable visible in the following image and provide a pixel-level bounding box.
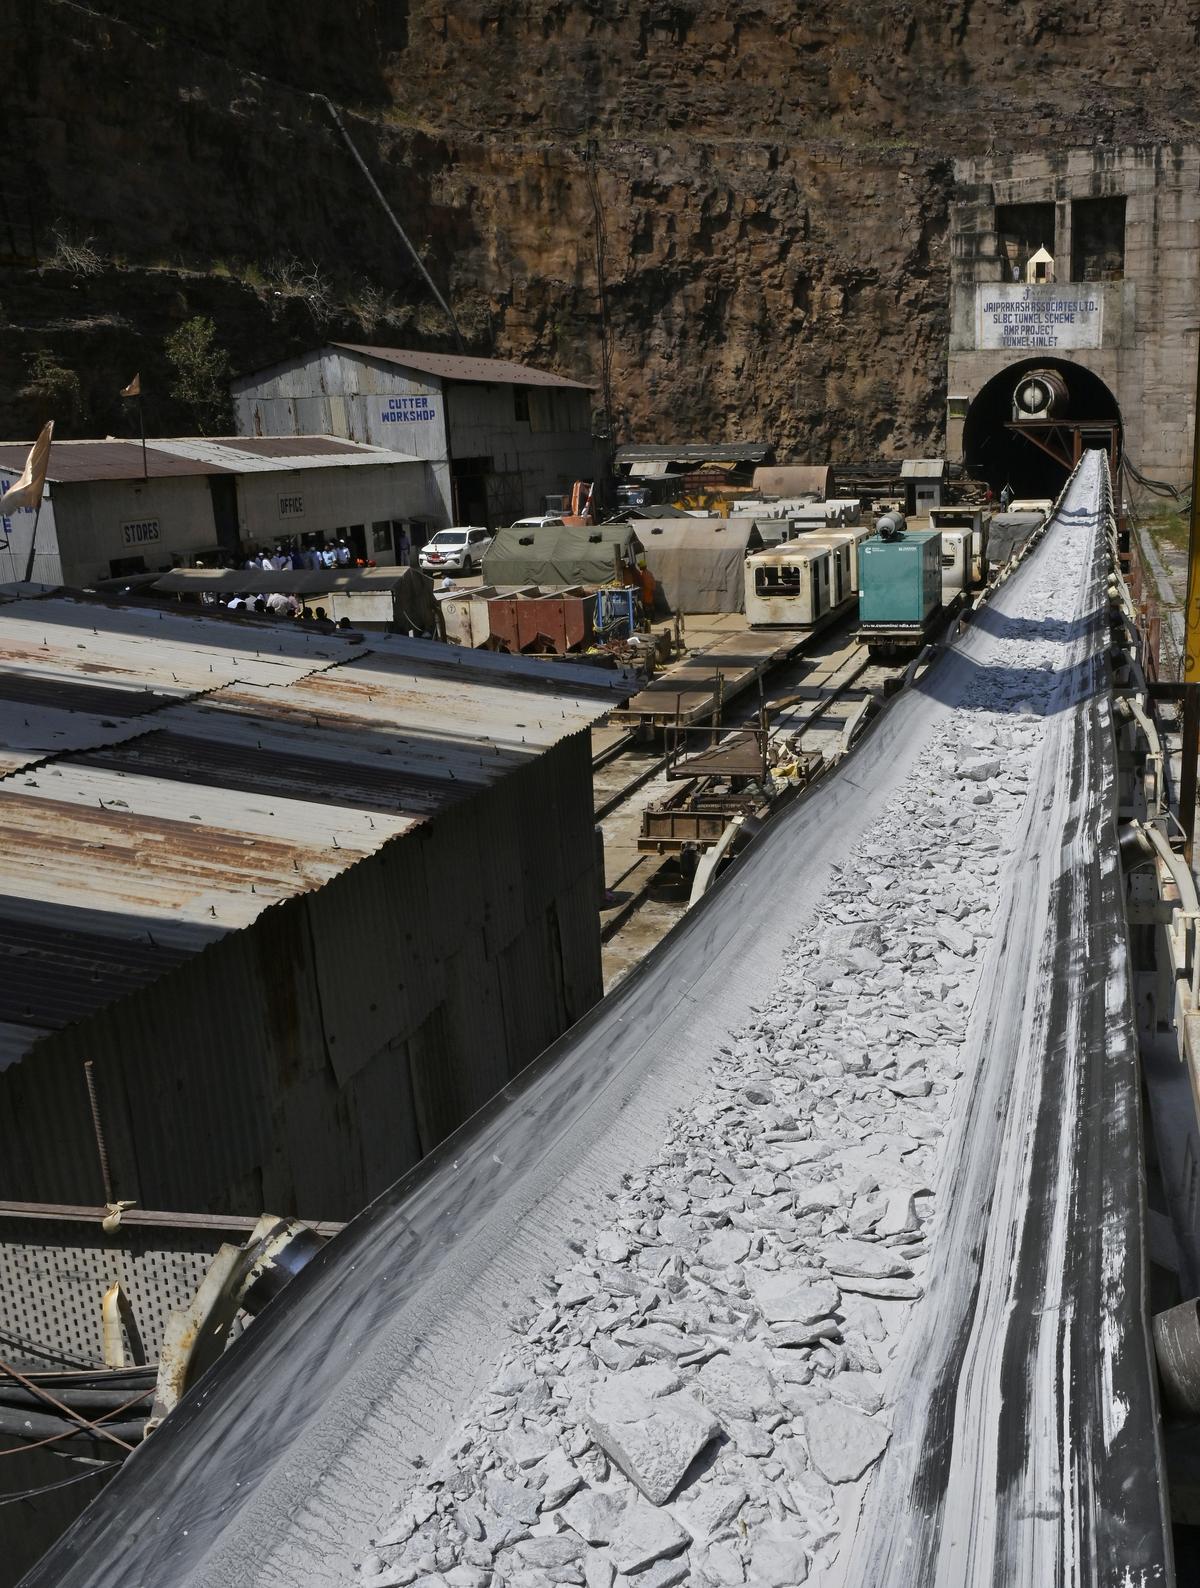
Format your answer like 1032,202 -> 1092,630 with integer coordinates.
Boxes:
584,140 -> 615,451
0,1461 -> 118,1505
0,1387 -> 150,1458
1123,451 -> 1187,501
313,93 -> 466,352
0,1360 -> 134,1454
0,1328 -> 101,1373
0,1383 -> 153,1413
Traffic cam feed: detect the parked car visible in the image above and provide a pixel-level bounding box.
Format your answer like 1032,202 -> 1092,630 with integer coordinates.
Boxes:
510,516 -> 566,529
418,527 -> 493,574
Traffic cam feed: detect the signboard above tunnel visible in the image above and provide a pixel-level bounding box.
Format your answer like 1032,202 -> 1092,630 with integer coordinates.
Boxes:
975,284 -> 1104,352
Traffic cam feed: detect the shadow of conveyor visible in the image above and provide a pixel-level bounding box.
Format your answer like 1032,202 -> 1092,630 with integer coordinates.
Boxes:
913,597 -> 1108,720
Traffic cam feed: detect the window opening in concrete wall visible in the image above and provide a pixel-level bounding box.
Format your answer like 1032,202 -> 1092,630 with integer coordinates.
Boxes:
513,388 -> 530,422
994,202 -> 1056,282
1071,196 -> 1126,281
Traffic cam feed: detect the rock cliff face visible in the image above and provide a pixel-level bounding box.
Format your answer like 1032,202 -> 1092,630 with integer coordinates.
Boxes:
0,0 -> 1197,454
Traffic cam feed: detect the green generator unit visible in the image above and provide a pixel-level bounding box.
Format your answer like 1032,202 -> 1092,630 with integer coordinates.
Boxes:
858,528 -> 943,630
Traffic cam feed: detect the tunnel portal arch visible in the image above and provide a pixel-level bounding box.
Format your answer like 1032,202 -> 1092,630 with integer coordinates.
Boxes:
962,357 -> 1122,498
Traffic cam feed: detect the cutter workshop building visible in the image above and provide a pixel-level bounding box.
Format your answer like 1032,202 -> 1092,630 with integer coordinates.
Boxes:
0,590 -> 629,1222
232,345 -> 598,531
0,435 -> 430,586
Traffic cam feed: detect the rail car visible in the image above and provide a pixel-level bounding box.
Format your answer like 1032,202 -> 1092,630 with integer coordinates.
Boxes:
787,531 -> 855,604
939,524 -> 974,602
743,541 -> 857,629
842,510 -> 967,657
928,504 -> 988,583
788,521 -> 872,585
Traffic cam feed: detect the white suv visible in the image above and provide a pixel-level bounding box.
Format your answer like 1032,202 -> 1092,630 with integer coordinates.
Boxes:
418,527 -> 493,574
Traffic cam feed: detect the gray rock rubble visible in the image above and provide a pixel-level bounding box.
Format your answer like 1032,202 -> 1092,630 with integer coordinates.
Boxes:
356,525 -> 1084,1587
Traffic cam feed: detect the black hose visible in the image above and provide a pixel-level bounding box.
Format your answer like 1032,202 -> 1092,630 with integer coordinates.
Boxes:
0,1385 -> 153,1413
1122,453 -> 1187,502
17,1368 -> 155,1392
0,1407 -> 145,1445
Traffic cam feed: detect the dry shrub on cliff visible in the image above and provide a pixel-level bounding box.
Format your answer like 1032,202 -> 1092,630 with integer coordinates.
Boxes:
349,281 -> 401,335
264,258 -> 335,328
48,228 -> 103,278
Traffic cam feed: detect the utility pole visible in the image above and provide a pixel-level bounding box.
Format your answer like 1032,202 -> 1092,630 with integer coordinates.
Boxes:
1180,329 -> 1200,861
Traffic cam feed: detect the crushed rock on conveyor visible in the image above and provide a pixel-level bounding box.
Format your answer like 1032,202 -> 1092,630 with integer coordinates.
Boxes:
355,500 -> 1097,1588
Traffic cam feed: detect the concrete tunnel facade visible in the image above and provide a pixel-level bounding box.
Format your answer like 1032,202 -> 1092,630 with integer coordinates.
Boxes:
946,144 -> 1200,494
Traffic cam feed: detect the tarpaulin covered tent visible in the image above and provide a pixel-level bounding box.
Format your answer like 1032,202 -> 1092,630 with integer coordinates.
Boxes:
636,518 -> 763,613
151,565 -> 442,634
482,524 -> 642,587
985,511 -> 1043,568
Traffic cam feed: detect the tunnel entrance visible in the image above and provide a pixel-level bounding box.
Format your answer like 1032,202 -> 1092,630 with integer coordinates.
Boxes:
962,357 -> 1122,498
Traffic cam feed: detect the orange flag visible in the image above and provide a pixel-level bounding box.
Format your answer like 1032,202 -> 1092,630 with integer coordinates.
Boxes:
2,421 -> 53,513
120,374 -> 141,398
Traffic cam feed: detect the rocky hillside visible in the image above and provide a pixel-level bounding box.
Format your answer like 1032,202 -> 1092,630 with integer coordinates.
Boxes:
0,0 -> 1197,454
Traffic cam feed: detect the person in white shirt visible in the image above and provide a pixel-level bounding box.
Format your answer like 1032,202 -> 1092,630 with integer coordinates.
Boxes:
335,539 -> 352,567
321,545 -> 338,569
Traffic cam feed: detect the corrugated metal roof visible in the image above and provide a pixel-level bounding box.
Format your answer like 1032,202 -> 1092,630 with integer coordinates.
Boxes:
0,440 -> 227,483
899,459 -> 947,478
330,344 -> 595,391
616,443 -> 771,465
152,568 -> 425,595
0,592 -> 632,1058
148,437 -> 420,473
0,436 -> 419,486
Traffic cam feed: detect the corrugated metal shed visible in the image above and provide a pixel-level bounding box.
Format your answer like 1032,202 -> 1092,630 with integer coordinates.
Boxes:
0,435 -> 419,484
0,441 -> 225,483
151,567 -> 431,596
0,592 -> 631,1067
616,443 -> 772,466
900,459 -> 948,478
150,436 -> 421,472
330,344 -> 595,391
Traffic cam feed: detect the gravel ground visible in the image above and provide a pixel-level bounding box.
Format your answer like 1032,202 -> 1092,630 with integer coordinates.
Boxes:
354,496 -> 1095,1588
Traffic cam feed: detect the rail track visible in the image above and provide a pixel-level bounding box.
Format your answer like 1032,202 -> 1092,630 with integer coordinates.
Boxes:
592,627 -> 909,986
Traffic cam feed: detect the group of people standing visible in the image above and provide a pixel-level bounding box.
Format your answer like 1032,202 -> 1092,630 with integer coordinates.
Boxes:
216,590 -> 350,628
242,537 -> 364,572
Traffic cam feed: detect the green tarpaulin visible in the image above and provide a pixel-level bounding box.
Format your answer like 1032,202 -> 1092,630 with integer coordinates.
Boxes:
482,524 -> 642,587
636,518 -> 763,613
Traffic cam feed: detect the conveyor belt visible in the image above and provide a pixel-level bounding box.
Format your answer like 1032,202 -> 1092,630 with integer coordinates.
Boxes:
22,454 -> 1170,1586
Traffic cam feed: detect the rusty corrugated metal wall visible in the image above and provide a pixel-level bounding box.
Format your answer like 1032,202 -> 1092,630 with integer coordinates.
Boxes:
0,733 -> 600,1222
